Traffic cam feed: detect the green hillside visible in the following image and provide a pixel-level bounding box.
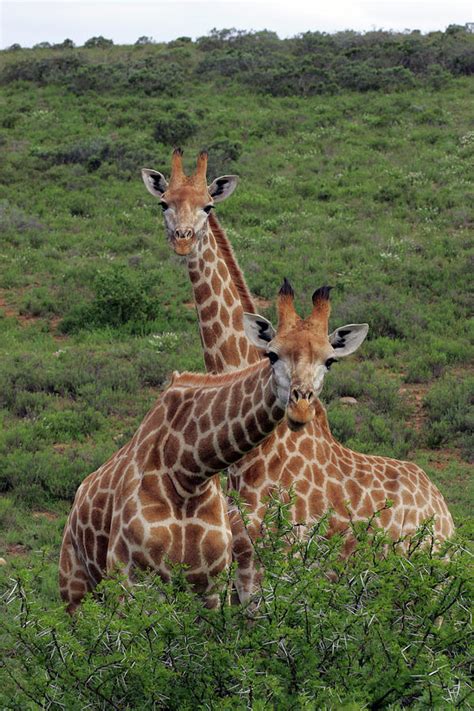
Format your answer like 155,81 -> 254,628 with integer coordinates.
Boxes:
0,31 -> 473,707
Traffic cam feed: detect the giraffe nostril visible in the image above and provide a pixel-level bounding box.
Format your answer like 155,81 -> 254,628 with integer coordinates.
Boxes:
184,228 -> 194,239
292,389 -> 300,402
306,391 -> 314,402
174,228 -> 183,239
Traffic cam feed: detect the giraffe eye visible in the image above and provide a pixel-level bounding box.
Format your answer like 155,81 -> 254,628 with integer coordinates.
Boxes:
325,357 -> 337,370
267,351 -> 279,365
160,201 -> 169,211
203,205 -> 214,214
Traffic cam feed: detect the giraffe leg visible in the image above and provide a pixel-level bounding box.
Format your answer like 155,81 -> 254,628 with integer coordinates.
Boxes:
232,525 -> 261,605
202,591 -> 221,609
59,529 -> 94,614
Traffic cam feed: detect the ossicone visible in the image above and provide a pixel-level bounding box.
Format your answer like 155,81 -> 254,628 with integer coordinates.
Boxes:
279,277 -> 295,298
312,285 -> 333,304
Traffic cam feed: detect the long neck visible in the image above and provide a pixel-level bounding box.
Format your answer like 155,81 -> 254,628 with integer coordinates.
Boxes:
187,225 -> 261,373
166,361 -> 285,482
208,213 -> 256,315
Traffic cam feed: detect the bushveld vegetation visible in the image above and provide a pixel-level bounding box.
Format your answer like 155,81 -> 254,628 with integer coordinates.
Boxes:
0,28 -> 473,708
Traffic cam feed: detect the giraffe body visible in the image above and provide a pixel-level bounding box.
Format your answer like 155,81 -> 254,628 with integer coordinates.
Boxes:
228,407 -> 453,594
60,284 -> 339,612
142,151 -> 454,602
60,361 -> 283,612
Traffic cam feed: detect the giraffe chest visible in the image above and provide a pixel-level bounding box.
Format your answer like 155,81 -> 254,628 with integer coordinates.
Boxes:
107,473 -> 233,589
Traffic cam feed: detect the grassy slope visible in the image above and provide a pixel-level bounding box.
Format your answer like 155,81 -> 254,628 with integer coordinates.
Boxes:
0,47 -> 472,596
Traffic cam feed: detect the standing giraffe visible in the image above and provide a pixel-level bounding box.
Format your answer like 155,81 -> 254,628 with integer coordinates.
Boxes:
142,150 -> 454,602
59,283 -> 346,613
143,148 -> 259,374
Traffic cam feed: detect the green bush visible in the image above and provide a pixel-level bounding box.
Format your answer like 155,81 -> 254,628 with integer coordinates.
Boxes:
83,36 -> 114,49
0,439 -> 115,505
0,200 -> 45,235
326,403 -> 357,441
61,265 -> 161,333
35,137 -> 111,170
423,374 -> 474,460
19,287 -> 60,318
205,137 -> 243,178
128,63 -> 184,96
0,54 -> 85,85
1,499 -> 472,709
153,111 -> 198,145
323,364 -> 413,458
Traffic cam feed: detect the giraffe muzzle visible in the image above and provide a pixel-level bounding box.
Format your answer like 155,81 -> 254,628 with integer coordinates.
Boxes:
171,227 -> 196,255
287,395 -> 315,431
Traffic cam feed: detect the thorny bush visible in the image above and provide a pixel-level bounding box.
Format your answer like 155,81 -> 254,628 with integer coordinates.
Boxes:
1,497 -> 472,709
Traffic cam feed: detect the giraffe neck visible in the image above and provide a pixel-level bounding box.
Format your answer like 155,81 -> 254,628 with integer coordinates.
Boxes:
208,213 -> 256,315
160,360 -> 285,486
187,225 -> 261,373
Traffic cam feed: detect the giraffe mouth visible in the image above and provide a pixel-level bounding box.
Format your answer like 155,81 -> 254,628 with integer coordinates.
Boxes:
286,416 -> 308,432
287,401 -> 314,432
171,235 -> 196,256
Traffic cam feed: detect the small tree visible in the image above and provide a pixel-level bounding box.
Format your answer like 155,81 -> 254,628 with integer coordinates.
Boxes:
54,38 -> 75,49
135,36 -> 154,45
84,36 -> 114,49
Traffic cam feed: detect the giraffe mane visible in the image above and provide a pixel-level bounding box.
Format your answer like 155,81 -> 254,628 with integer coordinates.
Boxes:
208,212 -> 257,315
169,361 -> 265,389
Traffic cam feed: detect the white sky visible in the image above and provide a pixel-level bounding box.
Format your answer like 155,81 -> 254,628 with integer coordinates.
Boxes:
1,0 -> 473,49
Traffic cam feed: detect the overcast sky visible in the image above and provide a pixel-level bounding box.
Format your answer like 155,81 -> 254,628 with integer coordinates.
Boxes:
1,0 -> 473,49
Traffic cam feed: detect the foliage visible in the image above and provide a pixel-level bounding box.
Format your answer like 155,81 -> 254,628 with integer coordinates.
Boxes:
61,264 -> 161,333
1,499 -> 472,709
83,36 -> 114,49
153,111 -> 198,145
423,374 -> 474,460
205,137 -> 243,178
1,28 -> 473,97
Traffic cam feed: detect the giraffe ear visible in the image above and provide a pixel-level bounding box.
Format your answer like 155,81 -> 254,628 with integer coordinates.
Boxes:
243,313 -> 276,349
208,175 -> 239,203
142,168 -> 168,197
328,323 -> 369,356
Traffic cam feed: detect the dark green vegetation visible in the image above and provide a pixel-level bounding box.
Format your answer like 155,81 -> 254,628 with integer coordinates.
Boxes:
2,501 -> 473,709
3,25 -> 473,96
1,31 -> 473,708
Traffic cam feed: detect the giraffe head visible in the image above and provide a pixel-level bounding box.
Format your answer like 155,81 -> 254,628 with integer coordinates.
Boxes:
142,149 -> 238,256
243,280 -> 369,431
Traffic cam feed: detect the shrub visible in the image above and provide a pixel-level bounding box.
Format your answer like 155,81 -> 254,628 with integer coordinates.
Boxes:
324,364 -> 413,458
0,201 -> 45,235
19,287 -> 60,318
135,36 -> 155,46
423,374 -> 474,459
0,55 -> 84,85
83,36 -> 114,49
34,137 -> 111,170
60,265 -> 166,334
326,403 -> 357,441
205,137 -> 243,178
152,111 -> 198,145
127,63 -> 184,96
0,442 -> 115,504
53,39 -> 75,49
1,499 -> 472,709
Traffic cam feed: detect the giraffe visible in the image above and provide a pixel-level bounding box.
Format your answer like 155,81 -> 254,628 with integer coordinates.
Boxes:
141,150 -> 454,603
59,282 -> 344,613
142,148 -> 260,374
